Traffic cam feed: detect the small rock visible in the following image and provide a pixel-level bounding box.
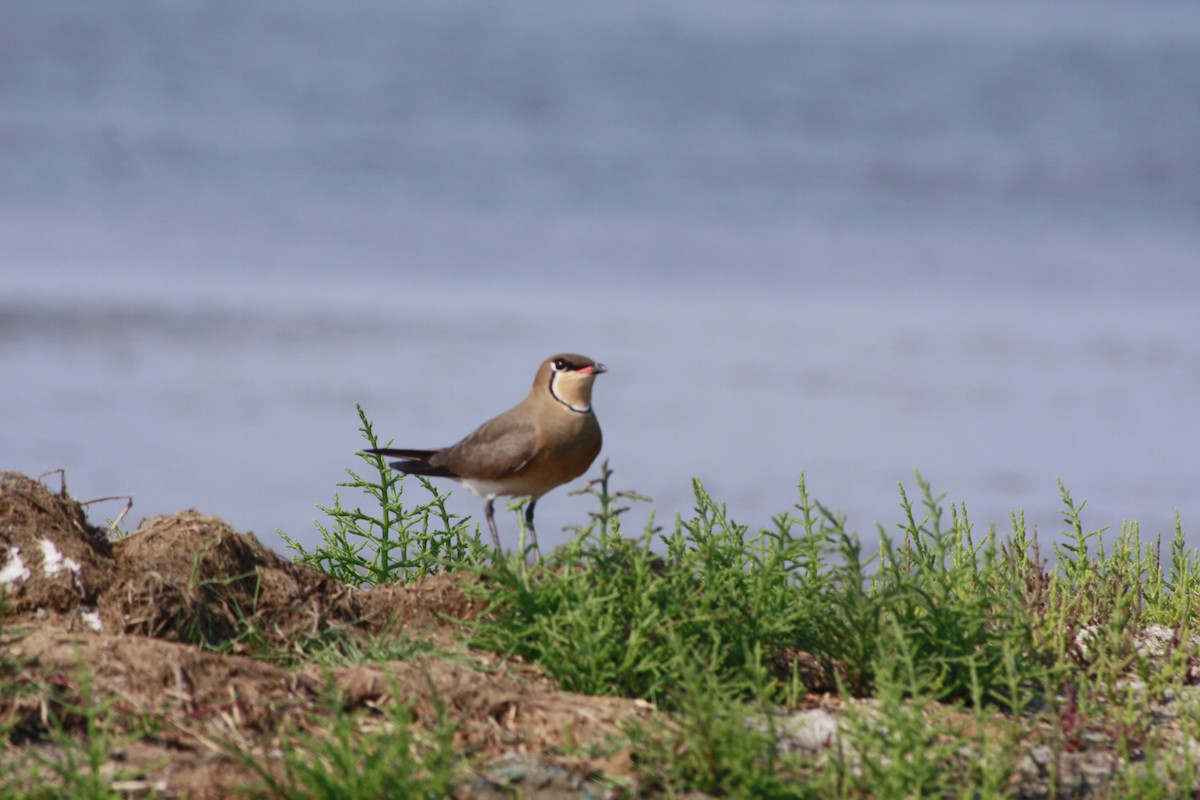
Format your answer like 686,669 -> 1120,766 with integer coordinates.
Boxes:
772,709 -> 840,755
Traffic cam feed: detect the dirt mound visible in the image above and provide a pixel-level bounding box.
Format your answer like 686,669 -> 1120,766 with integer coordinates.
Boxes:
106,509 -> 365,649
0,471 -> 115,616
1,471 -> 479,650
1,470 -> 651,798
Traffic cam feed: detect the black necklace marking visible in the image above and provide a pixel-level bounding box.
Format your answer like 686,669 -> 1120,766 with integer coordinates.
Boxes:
548,372 -> 591,414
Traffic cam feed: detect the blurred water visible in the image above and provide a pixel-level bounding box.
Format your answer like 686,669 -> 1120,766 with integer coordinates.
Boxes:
3,0 -> 1199,553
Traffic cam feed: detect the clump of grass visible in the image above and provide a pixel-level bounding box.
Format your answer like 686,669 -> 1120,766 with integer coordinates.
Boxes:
471,467 -> 1049,713
626,661 -> 807,799
820,474 -> 1042,705
0,653 -> 162,800
281,403 -> 485,586
471,465 -> 825,706
235,677 -> 462,800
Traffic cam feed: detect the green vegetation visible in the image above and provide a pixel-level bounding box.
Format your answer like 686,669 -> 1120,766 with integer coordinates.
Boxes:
4,406 -> 1199,798
270,407 -> 1200,797
280,403 -> 488,587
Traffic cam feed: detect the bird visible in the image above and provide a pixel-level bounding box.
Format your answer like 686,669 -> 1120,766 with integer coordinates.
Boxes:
365,353 -> 606,558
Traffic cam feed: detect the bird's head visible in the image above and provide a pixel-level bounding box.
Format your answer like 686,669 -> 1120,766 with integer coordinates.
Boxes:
538,353 -> 606,413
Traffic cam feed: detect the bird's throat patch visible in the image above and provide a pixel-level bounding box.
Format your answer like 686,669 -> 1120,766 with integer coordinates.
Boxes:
548,372 -> 592,413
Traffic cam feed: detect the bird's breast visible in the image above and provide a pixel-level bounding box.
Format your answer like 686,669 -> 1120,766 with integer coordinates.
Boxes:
499,410 -> 602,498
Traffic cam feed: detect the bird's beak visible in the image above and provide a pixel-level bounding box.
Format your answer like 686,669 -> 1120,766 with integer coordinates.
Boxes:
583,363 -> 607,375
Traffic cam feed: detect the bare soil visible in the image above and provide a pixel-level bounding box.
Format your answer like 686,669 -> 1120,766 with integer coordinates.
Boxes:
0,471 -> 655,798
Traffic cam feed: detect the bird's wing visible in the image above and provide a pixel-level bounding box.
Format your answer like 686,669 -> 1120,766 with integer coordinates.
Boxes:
434,413 -> 538,480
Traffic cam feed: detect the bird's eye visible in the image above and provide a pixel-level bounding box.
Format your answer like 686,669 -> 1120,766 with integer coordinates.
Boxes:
553,358 -> 570,371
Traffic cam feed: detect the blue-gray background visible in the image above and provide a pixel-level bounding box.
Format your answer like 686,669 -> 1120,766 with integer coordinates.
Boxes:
4,0 -> 1199,553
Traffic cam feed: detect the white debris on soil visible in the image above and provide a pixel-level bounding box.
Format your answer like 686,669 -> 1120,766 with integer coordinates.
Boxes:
40,537 -> 82,577
0,547 -> 31,584
80,610 -> 103,632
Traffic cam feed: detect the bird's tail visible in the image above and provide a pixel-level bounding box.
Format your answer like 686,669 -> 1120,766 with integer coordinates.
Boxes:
361,448 -> 457,478
363,447 -> 438,461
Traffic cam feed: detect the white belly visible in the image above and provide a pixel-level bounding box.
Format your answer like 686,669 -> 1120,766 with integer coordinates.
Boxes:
459,477 -> 534,500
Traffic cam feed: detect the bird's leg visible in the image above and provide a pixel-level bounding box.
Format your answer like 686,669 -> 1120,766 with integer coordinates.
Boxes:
524,499 -> 541,562
484,499 -> 503,552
